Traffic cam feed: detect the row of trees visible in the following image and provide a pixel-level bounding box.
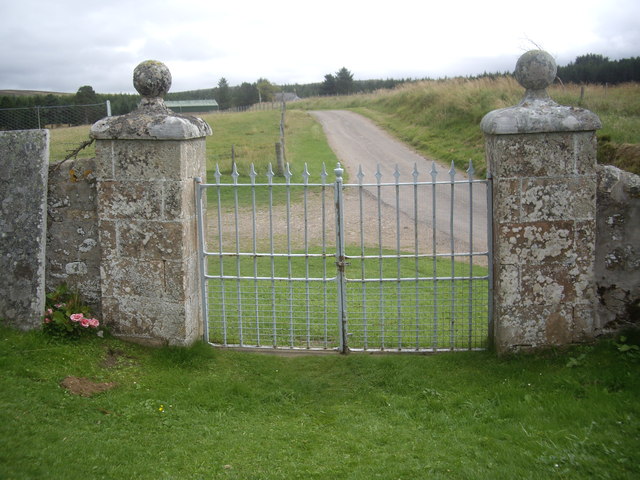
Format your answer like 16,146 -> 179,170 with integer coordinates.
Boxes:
557,54 -> 640,84
2,54 -> 637,126
0,86 -> 140,116
0,85 -> 142,130
165,78 -> 278,110
286,68 -> 410,97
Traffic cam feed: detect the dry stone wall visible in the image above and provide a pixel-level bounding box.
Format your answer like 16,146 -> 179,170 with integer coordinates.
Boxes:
595,165 -> 640,331
46,157 -> 101,314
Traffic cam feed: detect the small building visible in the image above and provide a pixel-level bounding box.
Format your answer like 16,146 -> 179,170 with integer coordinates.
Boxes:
274,92 -> 301,103
164,99 -> 219,113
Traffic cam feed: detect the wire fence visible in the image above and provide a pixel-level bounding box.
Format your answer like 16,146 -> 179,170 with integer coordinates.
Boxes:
0,101 -> 111,131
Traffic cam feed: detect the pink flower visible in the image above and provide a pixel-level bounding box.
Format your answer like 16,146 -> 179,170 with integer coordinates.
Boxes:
88,318 -> 100,328
70,313 -> 84,322
44,317 -> 51,324
80,318 -> 90,328
47,308 -> 53,315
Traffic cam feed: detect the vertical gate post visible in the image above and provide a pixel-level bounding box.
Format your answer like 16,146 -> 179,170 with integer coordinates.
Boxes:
481,51 -> 601,353
91,60 -> 212,346
334,163 -> 348,353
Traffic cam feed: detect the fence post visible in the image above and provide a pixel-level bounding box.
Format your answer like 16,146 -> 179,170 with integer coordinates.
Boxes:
279,99 -> 286,164
481,50 -> 601,353
90,60 -> 212,346
275,141 -> 284,176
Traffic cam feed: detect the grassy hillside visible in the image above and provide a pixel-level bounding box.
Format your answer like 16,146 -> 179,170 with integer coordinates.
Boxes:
292,78 -> 640,176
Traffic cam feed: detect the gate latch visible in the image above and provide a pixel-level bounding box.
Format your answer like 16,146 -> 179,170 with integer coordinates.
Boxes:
336,256 -> 350,272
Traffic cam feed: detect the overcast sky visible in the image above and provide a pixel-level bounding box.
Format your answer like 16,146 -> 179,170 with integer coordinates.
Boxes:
1,0 -> 638,94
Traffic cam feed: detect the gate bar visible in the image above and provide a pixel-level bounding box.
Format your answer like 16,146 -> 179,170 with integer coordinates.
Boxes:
194,177 -> 209,343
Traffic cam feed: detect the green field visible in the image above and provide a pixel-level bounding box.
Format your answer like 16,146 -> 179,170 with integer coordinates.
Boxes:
205,250 -> 488,351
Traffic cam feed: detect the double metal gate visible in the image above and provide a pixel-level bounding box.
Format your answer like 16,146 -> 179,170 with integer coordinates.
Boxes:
195,161 -> 492,353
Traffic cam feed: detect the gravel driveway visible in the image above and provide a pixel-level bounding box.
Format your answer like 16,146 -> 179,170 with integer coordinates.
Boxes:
310,110 -> 488,255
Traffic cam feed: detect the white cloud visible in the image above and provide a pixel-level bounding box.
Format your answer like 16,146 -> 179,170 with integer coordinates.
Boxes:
0,0 -> 637,93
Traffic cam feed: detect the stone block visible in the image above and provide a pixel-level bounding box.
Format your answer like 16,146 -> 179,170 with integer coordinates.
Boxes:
97,180 -> 163,220
520,177 -> 596,222
495,264 -> 520,306
495,303 -> 574,350
0,130 -> 49,329
110,140 -> 183,180
493,178 -> 521,223
497,221 -> 574,265
488,133 -> 575,178
98,220 -> 117,258
181,139 -> 207,178
100,257 -> 187,302
520,264 -> 577,306
101,294 -> 198,346
572,132 -> 598,175
93,140 -> 115,179
118,220 -> 185,260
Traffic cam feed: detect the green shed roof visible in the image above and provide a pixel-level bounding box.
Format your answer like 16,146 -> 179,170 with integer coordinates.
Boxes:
165,99 -> 218,107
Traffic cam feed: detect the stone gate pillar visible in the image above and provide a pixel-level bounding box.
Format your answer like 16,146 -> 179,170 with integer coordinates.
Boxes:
91,60 -> 211,346
481,51 -> 601,353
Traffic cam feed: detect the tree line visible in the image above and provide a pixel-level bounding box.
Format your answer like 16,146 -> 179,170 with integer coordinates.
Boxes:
0,86 -> 140,116
557,54 -> 640,84
2,54 -> 637,125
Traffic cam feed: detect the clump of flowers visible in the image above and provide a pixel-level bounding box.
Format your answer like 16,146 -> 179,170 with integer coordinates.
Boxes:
42,284 -> 103,339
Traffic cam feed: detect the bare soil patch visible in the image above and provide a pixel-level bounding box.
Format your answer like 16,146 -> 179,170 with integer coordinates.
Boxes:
60,376 -> 117,397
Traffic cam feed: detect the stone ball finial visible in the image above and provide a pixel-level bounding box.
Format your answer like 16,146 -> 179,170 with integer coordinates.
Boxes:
514,50 -> 557,91
133,60 -> 172,98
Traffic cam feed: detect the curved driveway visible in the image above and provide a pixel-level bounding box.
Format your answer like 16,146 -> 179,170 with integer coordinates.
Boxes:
310,110 -> 488,254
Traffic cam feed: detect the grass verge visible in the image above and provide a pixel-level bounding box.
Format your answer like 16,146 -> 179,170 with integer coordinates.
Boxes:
1,325 -> 639,479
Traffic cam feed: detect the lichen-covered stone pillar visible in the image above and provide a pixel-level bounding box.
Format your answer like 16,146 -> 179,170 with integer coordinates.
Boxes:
0,130 -> 49,329
90,60 -> 211,346
481,50 -> 602,353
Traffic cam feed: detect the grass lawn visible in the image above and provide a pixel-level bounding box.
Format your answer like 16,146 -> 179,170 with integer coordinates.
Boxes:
205,250 -> 488,351
1,325 -> 639,479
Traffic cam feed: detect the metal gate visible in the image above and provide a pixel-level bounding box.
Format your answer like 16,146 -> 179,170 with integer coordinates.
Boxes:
195,161 -> 492,353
